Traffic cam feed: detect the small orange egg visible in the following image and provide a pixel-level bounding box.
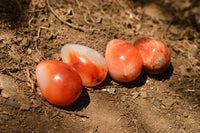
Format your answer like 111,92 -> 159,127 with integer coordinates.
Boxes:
61,44 -> 108,87
36,60 -> 82,107
134,37 -> 171,74
105,39 -> 143,82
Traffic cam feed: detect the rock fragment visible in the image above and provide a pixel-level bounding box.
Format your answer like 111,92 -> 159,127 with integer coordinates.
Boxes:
140,91 -> 148,99
121,95 -> 126,102
0,74 -> 20,98
132,92 -> 139,100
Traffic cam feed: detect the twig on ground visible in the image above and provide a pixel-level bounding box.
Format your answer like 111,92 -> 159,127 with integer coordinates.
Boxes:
0,67 -> 20,73
88,0 -> 98,7
26,68 -> 35,92
75,0 -> 80,8
37,26 -> 51,39
33,27 -> 49,61
3,71 -> 26,82
129,113 -> 138,133
46,0 -> 93,32
34,42 -> 46,61
0,67 -> 8,72
28,16 -> 34,27
83,14 -> 91,25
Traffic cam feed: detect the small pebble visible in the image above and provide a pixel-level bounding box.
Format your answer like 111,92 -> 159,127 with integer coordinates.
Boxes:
153,100 -> 161,109
17,36 -> 23,42
1,89 -> 14,98
140,91 -> 148,98
179,65 -> 190,77
31,99 -> 42,108
0,36 -> 4,41
132,92 -> 139,99
27,48 -> 32,54
162,97 -> 174,107
7,97 -> 21,109
121,95 -> 126,102
1,90 -> 9,98
161,104 -> 166,109
21,38 -> 29,47
101,88 -> 116,94
183,112 -> 188,118
20,104 -> 31,111
107,88 -> 116,94
148,93 -> 153,98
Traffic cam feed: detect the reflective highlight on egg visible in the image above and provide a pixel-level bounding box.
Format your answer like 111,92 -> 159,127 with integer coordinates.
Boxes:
105,39 -> 143,82
134,37 -> 171,74
61,44 -> 108,87
36,60 -> 82,107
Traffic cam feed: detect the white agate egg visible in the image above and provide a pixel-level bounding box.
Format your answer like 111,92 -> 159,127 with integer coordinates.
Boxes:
61,44 -> 108,87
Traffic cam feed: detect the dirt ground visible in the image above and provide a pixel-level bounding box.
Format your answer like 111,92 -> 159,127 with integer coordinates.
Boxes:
0,0 -> 200,133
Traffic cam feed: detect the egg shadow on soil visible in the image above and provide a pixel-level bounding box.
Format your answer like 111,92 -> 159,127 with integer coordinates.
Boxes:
93,69 -> 148,89
148,63 -> 174,80
119,70 -> 148,88
95,74 -> 115,89
59,88 -> 90,111
95,64 -> 173,89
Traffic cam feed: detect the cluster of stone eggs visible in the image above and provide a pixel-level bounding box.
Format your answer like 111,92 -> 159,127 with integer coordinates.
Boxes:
36,37 -> 171,107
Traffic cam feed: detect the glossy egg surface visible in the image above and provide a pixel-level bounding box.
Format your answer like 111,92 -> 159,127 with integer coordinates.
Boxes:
61,44 -> 108,87
36,60 -> 82,107
134,37 -> 171,74
105,39 -> 143,82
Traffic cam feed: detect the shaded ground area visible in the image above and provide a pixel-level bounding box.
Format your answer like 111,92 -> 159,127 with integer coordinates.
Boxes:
0,0 -> 200,132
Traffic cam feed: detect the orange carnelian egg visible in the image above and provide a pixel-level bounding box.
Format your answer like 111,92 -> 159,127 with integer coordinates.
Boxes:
134,37 -> 171,74
61,44 -> 108,87
105,39 -> 143,82
36,60 -> 82,107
